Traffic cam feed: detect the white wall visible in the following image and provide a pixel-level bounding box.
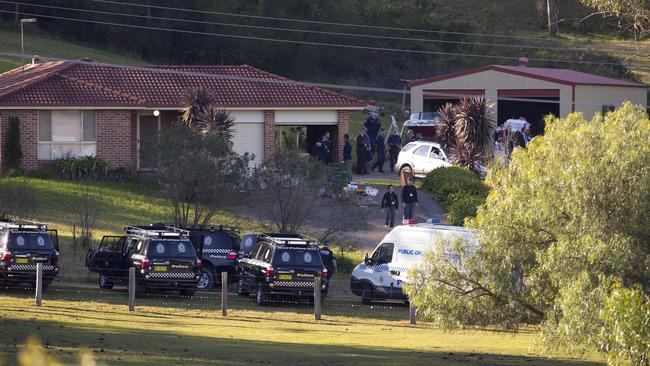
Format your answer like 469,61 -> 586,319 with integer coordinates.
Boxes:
275,110 -> 338,125
574,85 -> 647,119
229,110 -> 264,162
410,69 -> 573,118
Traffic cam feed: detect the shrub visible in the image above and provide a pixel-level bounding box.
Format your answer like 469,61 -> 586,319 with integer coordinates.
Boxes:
54,156 -> 109,181
422,166 -> 488,225
3,116 -> 23,171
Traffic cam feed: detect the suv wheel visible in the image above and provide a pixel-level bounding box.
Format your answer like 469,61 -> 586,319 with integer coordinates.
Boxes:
196,268 -> 213,290
361,284 -> 373,305
237,277 -> 249,297
256,284 -> 269,306
99,274 -> 114,290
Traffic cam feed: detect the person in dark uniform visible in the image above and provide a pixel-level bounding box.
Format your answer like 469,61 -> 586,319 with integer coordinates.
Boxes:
324,132 -> 333,164
401,177 -> 418,220
387,128 -> 402,173
364,114 -> 381,155
371,128 -> 386,172
356,129 -> 370,174
381,185 -> 399,228
319,240 -> 337,283
314,134 -> 331,164
343,134 -> 352,178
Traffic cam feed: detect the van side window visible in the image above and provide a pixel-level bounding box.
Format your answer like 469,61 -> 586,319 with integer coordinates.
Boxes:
372,243 -> 394,265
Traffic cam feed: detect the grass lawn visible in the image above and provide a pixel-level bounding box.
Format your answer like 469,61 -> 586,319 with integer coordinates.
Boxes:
0,287 -> 604,366
1,177 -> 258,281
0,27 -> 145,73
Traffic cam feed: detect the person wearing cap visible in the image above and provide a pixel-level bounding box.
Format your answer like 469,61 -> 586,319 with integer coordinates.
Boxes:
381,185 -> 399,228
401,177 -> 418,220
356,128 -> 370,174
320,241 -> 337,282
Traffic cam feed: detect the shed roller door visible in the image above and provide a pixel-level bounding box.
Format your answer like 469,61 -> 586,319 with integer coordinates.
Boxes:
232,123 -> 264,162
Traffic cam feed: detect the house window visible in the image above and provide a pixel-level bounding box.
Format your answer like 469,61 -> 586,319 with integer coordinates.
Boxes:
601,105 -> 616,114
38,110 -> 96,160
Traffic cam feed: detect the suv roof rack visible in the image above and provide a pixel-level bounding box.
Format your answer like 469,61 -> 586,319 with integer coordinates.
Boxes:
0,218 -> 48,231
258,233 -> 319,246
151,223 -> 240,233
124,225 -> 189,238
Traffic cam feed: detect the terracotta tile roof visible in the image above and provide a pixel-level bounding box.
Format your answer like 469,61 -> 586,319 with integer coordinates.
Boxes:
0,60 -> 363,108
409,65 -> 648,88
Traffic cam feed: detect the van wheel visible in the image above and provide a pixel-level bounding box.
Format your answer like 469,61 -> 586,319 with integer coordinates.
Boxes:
361,284 -> 373,305
99,274 -> 113,290
256,285 -> 269,306
237,277 -> 249,297
196,268 -> 213,290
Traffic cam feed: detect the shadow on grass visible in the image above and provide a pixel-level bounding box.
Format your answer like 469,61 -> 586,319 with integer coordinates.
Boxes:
0,316 -> 604,366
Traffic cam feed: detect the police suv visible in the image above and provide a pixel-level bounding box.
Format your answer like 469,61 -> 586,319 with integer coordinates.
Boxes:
0,219 -> 60,289
85,226 -> 201,296
350,221 -> 474,304
236,233 -> 328,305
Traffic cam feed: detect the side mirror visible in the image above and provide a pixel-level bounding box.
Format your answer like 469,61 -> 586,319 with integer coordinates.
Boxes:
364,252 -> 371,265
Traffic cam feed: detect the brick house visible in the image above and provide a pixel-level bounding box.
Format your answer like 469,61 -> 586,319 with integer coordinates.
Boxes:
0,59 -> 362,171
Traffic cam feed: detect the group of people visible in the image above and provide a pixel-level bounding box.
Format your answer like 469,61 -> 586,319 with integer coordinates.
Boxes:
355,120 -> 403,175
380,178 -> 418,228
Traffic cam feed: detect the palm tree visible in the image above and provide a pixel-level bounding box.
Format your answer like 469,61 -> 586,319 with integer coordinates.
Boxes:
453,96 -> 496,157
179,87 -> 236,149
436,102 -> 457,149
180,86 -> 215,127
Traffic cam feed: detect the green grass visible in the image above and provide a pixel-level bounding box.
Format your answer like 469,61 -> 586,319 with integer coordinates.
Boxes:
1,177 -> 257,281
0,27 -> 145,73
0,289 -> 604,366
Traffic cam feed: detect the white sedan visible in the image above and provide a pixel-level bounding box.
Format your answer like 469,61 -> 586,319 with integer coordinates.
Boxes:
395,141 -> 451,178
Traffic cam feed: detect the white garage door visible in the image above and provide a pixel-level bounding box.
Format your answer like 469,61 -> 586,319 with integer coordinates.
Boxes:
232,122 -> 264,162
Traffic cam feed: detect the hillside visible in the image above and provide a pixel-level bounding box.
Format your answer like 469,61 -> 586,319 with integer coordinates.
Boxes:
0,27 -> 144,73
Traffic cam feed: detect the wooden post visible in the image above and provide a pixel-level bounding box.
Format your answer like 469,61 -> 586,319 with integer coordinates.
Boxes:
314,277 -> 322,320
128,267 -> 136,312
221,271 -> 228,317
35,263 -> 42,307
409,301 -> 416,325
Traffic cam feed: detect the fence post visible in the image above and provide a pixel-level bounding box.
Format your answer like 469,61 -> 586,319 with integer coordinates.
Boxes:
221,271 -> 228,317
128,267 -> 136,312
35,263 -> 43,307
409,301 -> 416,325
314,276 -> 322,320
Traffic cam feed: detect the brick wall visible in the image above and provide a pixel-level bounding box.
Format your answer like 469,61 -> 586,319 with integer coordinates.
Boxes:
263,110 -> 275,160
96,110 -> 136,170
0,110 -> 39,171
333,110 -> 349,163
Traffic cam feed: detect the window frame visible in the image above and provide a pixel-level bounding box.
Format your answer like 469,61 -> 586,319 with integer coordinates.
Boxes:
37,110 -> 97,160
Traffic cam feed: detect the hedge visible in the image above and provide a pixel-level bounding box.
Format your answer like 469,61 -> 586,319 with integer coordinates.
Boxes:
422,166 -> 488,226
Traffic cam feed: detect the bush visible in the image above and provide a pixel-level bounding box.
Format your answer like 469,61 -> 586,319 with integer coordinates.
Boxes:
3,116 -> 22,171
422,166 -> 488,225
54,155 -> 109,181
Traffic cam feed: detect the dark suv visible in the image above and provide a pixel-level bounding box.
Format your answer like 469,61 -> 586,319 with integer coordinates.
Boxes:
85,226 -> 201,296
236,233 -> 328,305
0,219 -> 60,289
176,225 -> 240,290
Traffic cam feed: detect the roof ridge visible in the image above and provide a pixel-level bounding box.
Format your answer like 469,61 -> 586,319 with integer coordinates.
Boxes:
0,61 -> 78,100
58,73 -> 145,104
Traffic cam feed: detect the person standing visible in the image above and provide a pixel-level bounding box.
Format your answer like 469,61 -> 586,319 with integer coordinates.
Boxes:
387,128 -> 402,173
356,129 -> 370,174
401,177 -> 418,220
319,240 -> 337,284
343,134 -> 352,178
371,128 -> 386,173
381,185 -> 399,228
324,132 -> 333,164
314,134 -> 330,164
364,114 -> 381,155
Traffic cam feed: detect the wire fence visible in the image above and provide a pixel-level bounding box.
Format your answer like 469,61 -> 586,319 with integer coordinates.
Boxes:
0,266 -> 418,324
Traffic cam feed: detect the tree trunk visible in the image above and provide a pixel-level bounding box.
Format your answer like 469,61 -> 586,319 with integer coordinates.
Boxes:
547,0 -> 559,37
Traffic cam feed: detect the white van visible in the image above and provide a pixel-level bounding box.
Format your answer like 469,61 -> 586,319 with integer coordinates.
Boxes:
350,223 -> 474,305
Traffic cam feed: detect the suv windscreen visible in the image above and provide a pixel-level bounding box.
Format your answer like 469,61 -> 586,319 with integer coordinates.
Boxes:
201,231 -> 236,250
273,247 -> 323,267
6,232 -> 54,250
147,239 -> 196,258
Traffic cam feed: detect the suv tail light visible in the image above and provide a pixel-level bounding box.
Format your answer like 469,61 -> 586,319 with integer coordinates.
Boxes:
322,268 -> 328,278
141,257 -> 150,270
1,251 -> 11,261
227,251 -> 237,261
52,251 -> 60,262
196,258 -> 202,270
265,266 -> 275,277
